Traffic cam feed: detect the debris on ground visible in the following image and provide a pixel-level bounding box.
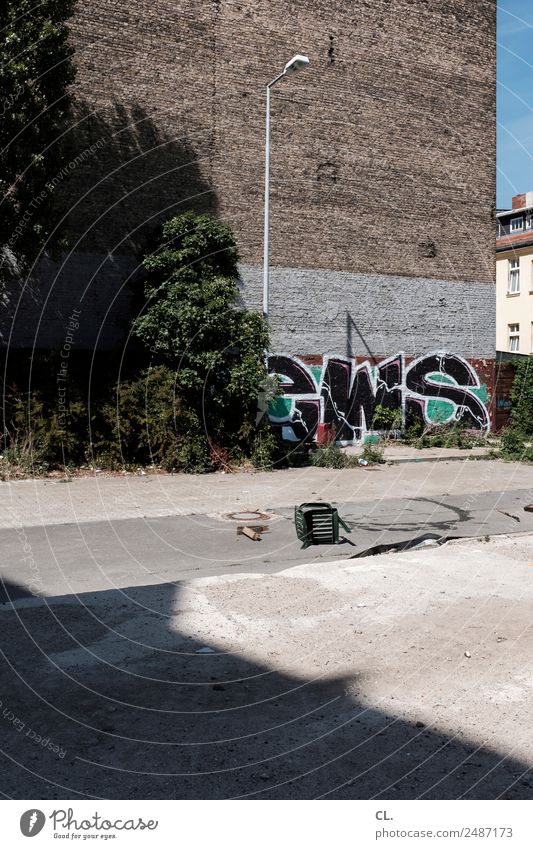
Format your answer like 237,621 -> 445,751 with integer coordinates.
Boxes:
238,526 -> 263,541
351,532 -> 454,559
237,524 -> 269,536
498,509 -> 520,523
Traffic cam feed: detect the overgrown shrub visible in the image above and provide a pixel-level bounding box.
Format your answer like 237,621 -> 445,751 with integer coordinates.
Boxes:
488,359 -> 533,463
308,439 -> 385,468
250,422 -> 286,470
310,441 -> 348,469
361,442 -> 385,464
403,421 -> 487,450
372,404 -> 402,433
1,0 -> 76,271
509,358 -> 533,435
497,427 -> 533,462
131,213 -> 269,456
2,381 -> 87,471
1,362 -> 215,474
91,366 -> 211,472
402,418 -> 424,442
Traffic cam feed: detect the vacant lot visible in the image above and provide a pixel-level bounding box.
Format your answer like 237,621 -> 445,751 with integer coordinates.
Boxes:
1,532 -> 532,799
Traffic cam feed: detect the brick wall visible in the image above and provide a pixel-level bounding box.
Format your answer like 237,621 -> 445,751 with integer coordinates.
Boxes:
493,360 -> 514,430
66,0 -> 496,282
3,1 -> 496,354
237,265 -> 496,359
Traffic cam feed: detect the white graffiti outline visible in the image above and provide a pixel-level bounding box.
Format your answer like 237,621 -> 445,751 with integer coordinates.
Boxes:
268,350 -> 490,444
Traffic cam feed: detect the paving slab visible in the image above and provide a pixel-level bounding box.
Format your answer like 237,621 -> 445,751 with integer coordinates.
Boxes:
380,445 -> 492,463
0,458 -> 531,529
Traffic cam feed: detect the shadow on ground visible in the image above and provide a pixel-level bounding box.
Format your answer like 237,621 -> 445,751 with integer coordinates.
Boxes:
0,578 -> 531,800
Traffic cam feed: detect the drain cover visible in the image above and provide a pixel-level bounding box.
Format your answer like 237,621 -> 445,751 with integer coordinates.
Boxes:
225,510 -> 271,522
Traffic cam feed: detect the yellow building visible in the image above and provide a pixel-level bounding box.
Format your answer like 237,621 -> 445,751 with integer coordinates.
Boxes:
496,192 -> 533,355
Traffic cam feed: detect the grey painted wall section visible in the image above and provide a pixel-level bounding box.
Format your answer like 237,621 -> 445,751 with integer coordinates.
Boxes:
1,253 -> 136,350
238,265 -> 496,360
1,254 -> 495,359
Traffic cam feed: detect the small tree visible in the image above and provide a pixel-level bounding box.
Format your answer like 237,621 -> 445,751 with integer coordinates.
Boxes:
509,357 -> 533,436
0,0 -> 76,270
132,213 -> 269,454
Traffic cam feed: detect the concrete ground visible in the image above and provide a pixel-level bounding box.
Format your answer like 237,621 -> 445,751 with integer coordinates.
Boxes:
1,456 -> 531,528
0,533 -> 532,799
346,444 -> 493,463
0,458 -> 532,799
0,457 -> 532,594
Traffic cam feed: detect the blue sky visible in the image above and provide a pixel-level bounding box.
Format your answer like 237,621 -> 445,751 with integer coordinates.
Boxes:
497,0 -> 533,207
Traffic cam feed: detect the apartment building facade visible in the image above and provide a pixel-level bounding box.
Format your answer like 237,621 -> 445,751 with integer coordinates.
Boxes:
496,192 -> 533,356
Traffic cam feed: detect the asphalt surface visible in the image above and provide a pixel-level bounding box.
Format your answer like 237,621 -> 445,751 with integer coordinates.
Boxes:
0,487 -> 532,597
1,471 -> 533,800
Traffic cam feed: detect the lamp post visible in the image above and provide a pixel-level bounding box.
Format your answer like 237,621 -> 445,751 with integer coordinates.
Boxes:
263,54 -> 310,322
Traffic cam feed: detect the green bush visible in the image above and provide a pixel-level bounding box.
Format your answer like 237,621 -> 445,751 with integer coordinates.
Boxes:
1,0 -> 76,270
1,363 -> 215,474
361,442 -> 385,464
2,382 -> 87,471
310,441 -> 348,469
403,421 -> 487,450
91,366 -> 211,473
308,439 -> 385,468
497,427 -> 533,462
131,213 -> 269,455
402,418 -> 424,442
499,427 -> 525,457
372,404 -> 402,432
487,359 -> 533,463
250,422 -> 285,470
509,358 -> 533,435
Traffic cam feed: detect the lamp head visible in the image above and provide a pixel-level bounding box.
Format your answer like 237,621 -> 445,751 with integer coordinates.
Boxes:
284,54 -> 310,75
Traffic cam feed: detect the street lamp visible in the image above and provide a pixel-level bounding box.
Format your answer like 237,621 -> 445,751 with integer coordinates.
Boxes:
263,54 -> 310,322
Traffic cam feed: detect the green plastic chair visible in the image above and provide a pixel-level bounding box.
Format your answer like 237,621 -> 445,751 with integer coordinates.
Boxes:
294,502 -> 351,549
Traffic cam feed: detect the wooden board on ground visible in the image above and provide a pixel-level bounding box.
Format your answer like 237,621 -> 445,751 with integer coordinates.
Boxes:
237,525 -> 269,541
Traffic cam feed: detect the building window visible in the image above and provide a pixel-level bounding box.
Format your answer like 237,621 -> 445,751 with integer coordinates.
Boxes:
509,258 -> 520,293
511,217 -> 524,232
526,214 -> 533,230
508,323 -> 520,352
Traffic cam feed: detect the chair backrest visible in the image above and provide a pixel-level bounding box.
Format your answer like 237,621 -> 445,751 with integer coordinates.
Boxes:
295,502 -> 338,548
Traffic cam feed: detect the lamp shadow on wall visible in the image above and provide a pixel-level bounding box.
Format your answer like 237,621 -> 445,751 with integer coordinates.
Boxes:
0,573 -> 531,800
346,311 -> 378,365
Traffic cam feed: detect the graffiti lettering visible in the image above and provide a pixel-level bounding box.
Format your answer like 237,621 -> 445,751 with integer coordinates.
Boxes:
267,351 -> 490,444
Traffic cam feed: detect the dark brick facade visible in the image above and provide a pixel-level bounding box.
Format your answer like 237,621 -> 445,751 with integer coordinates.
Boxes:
67,0 -> 496,283
3,0 -> 498,442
